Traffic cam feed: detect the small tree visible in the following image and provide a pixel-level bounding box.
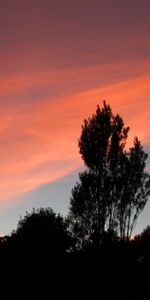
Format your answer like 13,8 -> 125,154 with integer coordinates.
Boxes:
69,101 -> 150,246
11,207 -> 72,258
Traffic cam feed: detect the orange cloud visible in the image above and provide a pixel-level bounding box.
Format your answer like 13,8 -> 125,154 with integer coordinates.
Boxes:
0,58 -> 150,206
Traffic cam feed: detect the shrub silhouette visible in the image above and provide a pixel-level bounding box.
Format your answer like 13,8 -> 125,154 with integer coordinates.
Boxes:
2,207 -> 72,265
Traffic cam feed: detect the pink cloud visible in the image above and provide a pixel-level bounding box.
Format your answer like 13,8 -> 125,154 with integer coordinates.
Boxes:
0,66 -> 150,205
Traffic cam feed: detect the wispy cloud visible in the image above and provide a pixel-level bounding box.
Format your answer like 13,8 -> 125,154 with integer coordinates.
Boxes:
0,70 -> 150,204
0,0 -> 150,209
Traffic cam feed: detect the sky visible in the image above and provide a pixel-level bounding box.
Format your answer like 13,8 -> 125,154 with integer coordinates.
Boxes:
0,0 -> 150,235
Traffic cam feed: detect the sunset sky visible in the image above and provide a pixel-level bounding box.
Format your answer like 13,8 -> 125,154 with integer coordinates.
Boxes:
0,0 -> 150,235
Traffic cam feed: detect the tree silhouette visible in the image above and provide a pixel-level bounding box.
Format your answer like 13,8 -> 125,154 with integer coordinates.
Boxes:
69,101 -> 150,246
6,207 -> 72,261
0,208 -> 74,297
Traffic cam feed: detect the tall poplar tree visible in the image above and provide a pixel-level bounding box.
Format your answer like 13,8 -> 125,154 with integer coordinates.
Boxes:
69,101 -> 150,245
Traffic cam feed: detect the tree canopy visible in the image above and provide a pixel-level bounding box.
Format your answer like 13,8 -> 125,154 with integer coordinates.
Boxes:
69,101 -> 150,246
8,207 -> 72,259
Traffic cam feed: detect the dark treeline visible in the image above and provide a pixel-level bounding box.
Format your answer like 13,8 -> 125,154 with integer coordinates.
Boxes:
0,101 -> 150,299
0,209 -> 150,299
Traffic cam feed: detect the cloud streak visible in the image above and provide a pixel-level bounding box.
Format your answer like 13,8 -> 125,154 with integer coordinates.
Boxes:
0,0 -> 150,210
0,70 -> 150,204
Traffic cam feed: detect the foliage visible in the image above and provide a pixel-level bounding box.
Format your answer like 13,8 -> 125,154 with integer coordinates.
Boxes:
69,101 -> 150,246
8,207 -> 72,259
